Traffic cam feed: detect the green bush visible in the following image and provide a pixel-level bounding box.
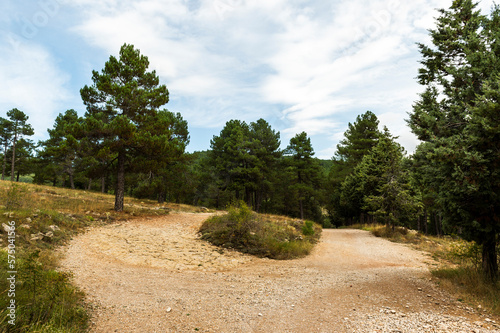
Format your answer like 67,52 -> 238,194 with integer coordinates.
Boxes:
199,203 -> 321,260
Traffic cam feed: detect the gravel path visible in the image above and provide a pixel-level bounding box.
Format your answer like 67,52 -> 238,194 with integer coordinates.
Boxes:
60,212 -> 499,332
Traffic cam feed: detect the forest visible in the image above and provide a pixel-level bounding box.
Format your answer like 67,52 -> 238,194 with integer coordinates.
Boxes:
0,0 -> 499,281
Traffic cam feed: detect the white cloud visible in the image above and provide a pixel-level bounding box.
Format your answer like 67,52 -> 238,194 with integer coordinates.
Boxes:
4,0 -> 493,155
0,33 -> 71,141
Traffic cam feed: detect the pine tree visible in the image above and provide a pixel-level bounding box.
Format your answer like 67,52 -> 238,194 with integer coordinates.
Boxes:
0,117 -> 13,180
285,132 -> 323,220
79,44 -> 171,211
6,108 -> 34,182
38,110 -> 82,188
408,0 -> 500,280
327,111 -> 382,225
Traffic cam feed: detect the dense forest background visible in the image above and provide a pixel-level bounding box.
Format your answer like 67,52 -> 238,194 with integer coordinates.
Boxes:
1,0 -> 499,280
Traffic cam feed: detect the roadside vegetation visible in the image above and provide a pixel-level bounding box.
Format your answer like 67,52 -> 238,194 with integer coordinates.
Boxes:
200,202 -> 322,260
359,224 -> 500,316
0,180 -> 200,333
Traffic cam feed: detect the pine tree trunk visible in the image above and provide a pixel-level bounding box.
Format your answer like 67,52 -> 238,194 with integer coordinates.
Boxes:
87,178 -> 92,191
69,172 -> 75,189
1,144 -> 7,180
482,232 -> 498,282
299,199 -> 304,220
114,150 -> 125,212
10,133 -> 17,182
101,176 -> 106,193
424,210 -> 428,234
16,171 -> 20,182
158,191 -> 166,204
434,213 -> 440,237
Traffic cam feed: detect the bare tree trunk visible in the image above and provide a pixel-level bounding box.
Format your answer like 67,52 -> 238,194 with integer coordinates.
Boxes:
1,145 -> 7,180
101,176 -> 106,193
114,150 -> 125,212
299,199 -> 304,220
87,178 -> 92,191
69,172 -> 75,189
424,210 -> 428,234
10,133 -> 17,182
434,213 -> 441,237
482,231 -> 498,282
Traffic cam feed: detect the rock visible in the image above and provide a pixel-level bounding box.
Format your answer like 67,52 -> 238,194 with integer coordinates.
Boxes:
20,224 -> 31,229
45,231 -> 54,238
48,225 -> 60,231
26,217 -> 32,223
2,223 -> 12,233
166,307 -> 172,313
31,232 -> 45,241
258,313 -> 263,317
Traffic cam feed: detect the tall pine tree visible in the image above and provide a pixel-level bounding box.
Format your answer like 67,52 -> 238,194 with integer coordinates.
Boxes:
408,0 -> 500,280
80,44 -> 171,211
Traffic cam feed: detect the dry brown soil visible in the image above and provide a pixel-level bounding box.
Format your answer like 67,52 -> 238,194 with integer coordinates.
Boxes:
60,212 -> 499,332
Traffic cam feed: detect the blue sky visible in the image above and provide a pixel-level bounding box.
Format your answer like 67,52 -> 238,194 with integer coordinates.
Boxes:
0,0 -> 495,159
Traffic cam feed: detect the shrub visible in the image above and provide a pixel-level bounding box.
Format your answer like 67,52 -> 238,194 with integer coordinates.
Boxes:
200,203 -> 321,260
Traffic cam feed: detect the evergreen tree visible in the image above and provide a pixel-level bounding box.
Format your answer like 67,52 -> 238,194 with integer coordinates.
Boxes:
6,108 -> 34,182
408,0 -> 500,280
131,110 -> 189,203
248,119 -> 281,211
285,132 -> 323,220
79,44 -> 171,211
327,111 -> 382,225
0,117 -> 13,180
38,110 -> 82,188
210,119 -> 252,206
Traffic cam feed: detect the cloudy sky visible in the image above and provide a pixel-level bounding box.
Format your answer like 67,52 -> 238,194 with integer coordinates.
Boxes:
0,0 -> 495,158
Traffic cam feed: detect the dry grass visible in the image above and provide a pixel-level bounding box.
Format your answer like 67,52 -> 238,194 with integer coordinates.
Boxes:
358,223 -> 500,316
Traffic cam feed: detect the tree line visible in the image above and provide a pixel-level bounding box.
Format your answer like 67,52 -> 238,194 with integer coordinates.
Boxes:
0,0 -> 499,280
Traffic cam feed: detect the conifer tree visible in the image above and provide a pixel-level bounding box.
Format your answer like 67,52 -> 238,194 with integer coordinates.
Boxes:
408,0 -> 500,280
0,117 -> 13,180
80,44 -> 171,211
6,108 -> 34,182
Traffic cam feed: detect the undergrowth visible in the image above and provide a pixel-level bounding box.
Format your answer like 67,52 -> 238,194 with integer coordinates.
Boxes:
0,180 -> 202,333
199,202 -> 322,260
358,223 -> 500,316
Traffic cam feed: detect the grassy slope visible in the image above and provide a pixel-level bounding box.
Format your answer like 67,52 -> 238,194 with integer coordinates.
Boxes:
0,180 -> 204,333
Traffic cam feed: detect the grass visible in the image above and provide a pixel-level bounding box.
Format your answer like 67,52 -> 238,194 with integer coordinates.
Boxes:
0,180 -> 205,333
358,223 -> 500,316
199,202 -> 322,260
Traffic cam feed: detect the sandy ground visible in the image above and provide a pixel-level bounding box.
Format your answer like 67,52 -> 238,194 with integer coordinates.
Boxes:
59,212 -> 499,332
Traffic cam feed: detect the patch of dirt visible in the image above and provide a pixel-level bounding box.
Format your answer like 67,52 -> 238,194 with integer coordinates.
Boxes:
60,213 -> 500,332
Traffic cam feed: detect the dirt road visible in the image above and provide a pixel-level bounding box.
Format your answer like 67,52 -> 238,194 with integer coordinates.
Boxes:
60,212 -> 499,332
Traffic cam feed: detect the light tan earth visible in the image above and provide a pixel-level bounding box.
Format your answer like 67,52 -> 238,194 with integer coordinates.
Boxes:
60,212 -> 499,332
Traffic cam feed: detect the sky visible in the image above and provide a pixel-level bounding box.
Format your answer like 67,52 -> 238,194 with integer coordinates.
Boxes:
0,0 -> 496,159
